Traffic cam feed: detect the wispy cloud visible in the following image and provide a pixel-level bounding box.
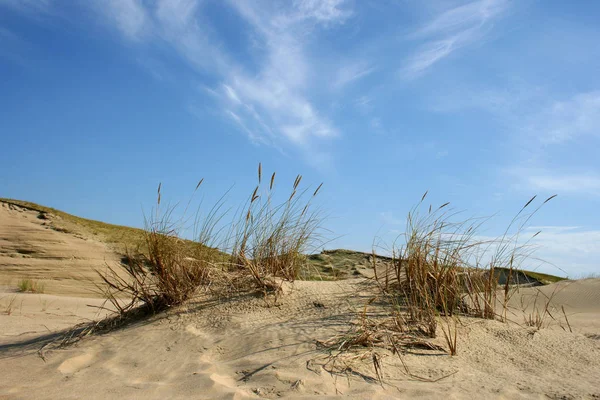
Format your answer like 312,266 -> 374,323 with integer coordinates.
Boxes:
526,91 -> 600,144
401,0 -> 509,79
429,83 -> 600,196
294,0 -> 352,23
378,213 -> 598,276
501,90 -> 600,195
511,169 -> 600,195
471,225 -> 600,277
333,62 -> 376,89
524,226 -> 600,277
101,0 -> 148,41
215,1 -> 344,146
90,0 -> 349,153
426,81 -> 543,116
414,0 -> 507,38
379,211 -> 405,226
0,0 -> 51,15
354,95 -> 373,113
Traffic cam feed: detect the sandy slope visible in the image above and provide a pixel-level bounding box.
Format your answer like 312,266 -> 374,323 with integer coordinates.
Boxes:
1,279 -> 599,399
1,204 -> 599,399
0,202 -> 121,296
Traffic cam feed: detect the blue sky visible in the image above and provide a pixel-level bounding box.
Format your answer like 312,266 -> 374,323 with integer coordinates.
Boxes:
1,0 -> 599,277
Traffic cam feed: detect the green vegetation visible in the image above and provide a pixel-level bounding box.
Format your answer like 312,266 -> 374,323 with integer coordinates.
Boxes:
495,267 -> 566,285
17,278 -> 45,293
305,249 -> 377,280
306,249 -> 567,285
0,198 -> 147,252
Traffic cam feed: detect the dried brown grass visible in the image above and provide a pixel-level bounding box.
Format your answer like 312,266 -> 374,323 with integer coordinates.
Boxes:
230,163 -> 324,291
96,164 -> 324,318
323,192 -> 556,381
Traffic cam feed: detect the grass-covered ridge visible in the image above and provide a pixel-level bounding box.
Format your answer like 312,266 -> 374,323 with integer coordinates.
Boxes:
0,198 -> 148,252
0,198 -> 224,259
307,249 -> 566,284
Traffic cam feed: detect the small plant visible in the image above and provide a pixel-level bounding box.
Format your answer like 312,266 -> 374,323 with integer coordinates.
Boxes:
440,316 -> 459,356
522,285 -> 564,330
17,278 -> 45,293
1,295 -> 18,315
39,298 -> 50,312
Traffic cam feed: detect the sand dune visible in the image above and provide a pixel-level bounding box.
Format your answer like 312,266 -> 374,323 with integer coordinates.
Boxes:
0,202 -> 121,297
2,279 -> 599,399
1,203 -> 599,399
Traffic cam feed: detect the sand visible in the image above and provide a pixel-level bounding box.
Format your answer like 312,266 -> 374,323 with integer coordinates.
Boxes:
0,202 -> 121,297
1,203 -> 599,399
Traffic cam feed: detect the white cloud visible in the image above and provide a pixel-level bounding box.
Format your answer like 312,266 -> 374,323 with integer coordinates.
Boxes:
414,0 -> 507,38
333,62 -> 376,89
91,0 -> 343,150
428,85 -> 600,196
354,95 -> 373,113
401,0 -> 509,79
402,34 -> 460,77
426,74 -> 600,148
155,0 -> 198,29
377,212 -> 598,277
153,0 -> 229,72
527,226 -> 580,233
524,226 -> 600,277
427,82 -> 543,116
505,164 -> 600,196
529,91 -> 600,144
224,110 -> 266,145
294,0 -> 352,23
379,211 -> 405,226
472,90 -> 600,196
466,226 -> 599,278
102,0 -> 149,41
216,1 -> 340,145
222,85 -> 241,104
519,171 -> 600,195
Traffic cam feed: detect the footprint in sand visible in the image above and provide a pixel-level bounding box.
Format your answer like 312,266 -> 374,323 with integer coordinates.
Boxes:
58,351 -> 96,375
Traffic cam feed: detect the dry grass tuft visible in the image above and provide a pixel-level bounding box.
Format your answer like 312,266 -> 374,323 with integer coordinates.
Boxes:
440,316 -> 458,356
96,180 -> 226,315
520,285 -> 570,331
323,192 -> 556,381
1,295 -> 18,315
230,164 -> 324,291
95,163 -> 324,319
17,279 -> 45,294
